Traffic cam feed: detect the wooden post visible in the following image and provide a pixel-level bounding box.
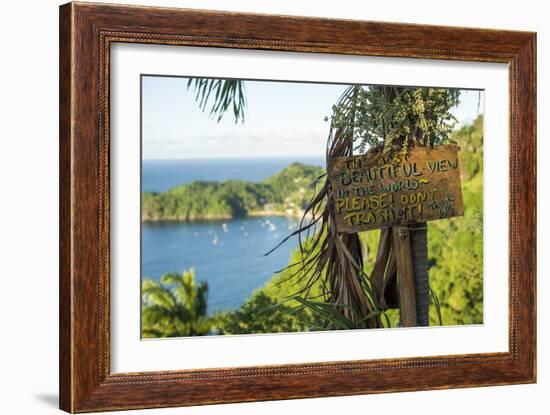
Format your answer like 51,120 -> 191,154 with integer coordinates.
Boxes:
393,226 -> 417,327
410,223 -> 430,326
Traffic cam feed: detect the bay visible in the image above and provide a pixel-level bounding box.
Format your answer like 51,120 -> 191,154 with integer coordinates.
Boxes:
141,157 -> 324,313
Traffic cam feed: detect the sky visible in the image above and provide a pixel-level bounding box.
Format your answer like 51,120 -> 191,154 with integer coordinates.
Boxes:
142,76 -> 484,160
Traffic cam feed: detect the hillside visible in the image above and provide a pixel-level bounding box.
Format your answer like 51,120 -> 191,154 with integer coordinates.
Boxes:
142,162 -> 324,221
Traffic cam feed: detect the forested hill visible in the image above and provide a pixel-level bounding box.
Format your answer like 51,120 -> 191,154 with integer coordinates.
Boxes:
142,162 -> 325,222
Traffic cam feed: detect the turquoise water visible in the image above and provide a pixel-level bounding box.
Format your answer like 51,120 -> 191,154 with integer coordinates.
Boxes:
141,157 -> 323,313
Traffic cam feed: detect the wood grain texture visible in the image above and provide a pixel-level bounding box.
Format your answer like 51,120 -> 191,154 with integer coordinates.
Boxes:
59,3 -> 73,411
328,145 -> 464,232
393,227 -> 417,327
59,2 -> 537,412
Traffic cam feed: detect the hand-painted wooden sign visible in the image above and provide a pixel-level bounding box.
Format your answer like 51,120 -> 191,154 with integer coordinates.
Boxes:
328,145 -> 464,233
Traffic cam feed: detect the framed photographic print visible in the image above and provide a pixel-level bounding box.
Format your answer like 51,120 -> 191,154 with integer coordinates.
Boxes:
59,2 -> 536,412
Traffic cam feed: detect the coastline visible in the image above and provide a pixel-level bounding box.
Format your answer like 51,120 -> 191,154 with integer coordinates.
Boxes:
142,208 -> 309,223
142,162 -> 324,224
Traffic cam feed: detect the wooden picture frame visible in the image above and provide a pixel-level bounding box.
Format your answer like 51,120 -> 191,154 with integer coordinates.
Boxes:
59,2 -> 536,412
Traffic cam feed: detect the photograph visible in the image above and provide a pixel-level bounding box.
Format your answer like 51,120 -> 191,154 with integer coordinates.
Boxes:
140,76 -> 485,338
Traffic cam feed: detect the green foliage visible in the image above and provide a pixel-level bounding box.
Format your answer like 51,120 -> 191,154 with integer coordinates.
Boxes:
328,86 -> 460,153
456,115 -> 484,181
141,269 -> 211,338
291,296 -> 389,330
262,162 -> 326,208
142,163 -> 324,221
212,292 -> 319,334
426,116 -> 484,325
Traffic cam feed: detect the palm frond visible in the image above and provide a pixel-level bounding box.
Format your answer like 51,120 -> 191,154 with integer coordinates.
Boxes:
187,78 -> 247,123
141,269 -> 210,337
267,85 -> 383,329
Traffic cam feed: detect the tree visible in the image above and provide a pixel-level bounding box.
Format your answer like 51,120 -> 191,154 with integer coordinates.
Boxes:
141,269 -> 210,337
212,292 -> 317,334
329,85 -> 460,152
322,85 -> 460,326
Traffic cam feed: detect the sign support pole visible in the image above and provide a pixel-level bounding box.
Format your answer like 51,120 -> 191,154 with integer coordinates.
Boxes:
393,226 -> 417,327
410,223 -> 430,326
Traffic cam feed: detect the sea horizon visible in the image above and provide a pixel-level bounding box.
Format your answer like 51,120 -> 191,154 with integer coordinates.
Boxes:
142,154 -> 327,161
142,156 -> 325,193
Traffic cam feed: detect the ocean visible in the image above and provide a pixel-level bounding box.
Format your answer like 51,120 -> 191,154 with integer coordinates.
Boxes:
142,157 -> 324,313
142,157 -> 325,193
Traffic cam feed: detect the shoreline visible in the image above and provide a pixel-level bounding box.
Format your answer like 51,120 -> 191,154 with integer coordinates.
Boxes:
142,209 -> 310,224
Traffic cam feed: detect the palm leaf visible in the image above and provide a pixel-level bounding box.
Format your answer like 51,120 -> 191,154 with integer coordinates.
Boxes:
141,269 -> 210,337
187,78 -> 246,123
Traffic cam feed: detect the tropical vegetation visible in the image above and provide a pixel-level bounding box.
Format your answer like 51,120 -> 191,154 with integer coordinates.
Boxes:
141,115 -> 484,336
142,78 -> 483,336
142,162 -> 324,221
141,269 -> 210,338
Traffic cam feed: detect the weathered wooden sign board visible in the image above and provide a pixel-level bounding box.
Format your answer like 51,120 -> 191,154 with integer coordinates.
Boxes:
328,145 -> 464,233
